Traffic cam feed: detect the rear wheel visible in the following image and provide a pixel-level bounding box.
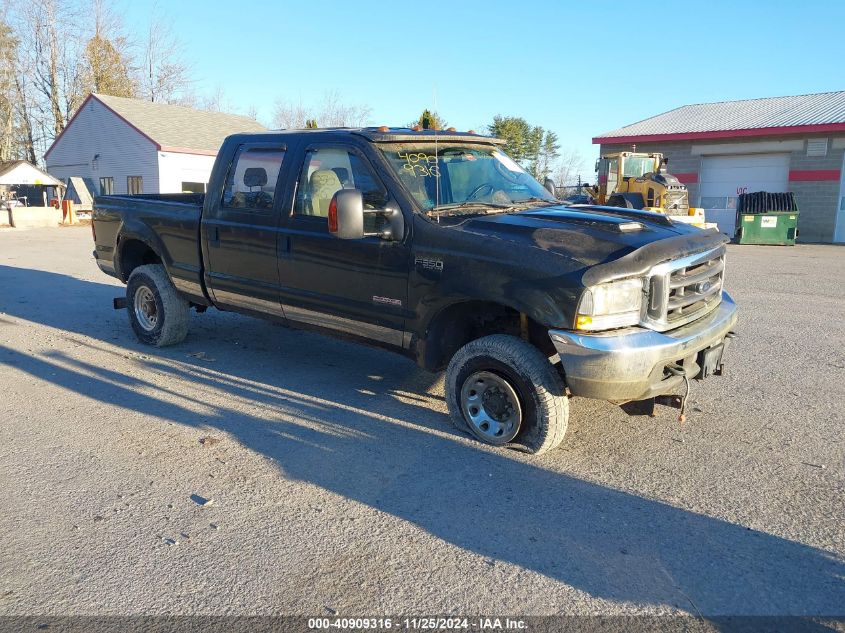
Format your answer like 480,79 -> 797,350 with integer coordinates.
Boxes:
446,334 -> 569,455
126,264 -> 189,346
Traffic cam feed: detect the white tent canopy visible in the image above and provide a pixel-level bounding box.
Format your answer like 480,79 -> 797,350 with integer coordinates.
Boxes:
0,161 -> 64,187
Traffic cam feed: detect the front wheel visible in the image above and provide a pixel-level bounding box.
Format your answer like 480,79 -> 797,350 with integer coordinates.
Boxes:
126,264 -> 190,346
445,334 -> 569,455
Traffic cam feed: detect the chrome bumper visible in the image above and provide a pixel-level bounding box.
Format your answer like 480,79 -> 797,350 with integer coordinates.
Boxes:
549,291 -> 738,402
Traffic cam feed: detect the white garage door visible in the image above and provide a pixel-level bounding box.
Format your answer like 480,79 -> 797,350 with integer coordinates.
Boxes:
836,154 -> 845,243
699,154 -> 790,236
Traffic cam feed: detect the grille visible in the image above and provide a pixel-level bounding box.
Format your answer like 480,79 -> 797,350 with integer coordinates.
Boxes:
645,247 -> 725,331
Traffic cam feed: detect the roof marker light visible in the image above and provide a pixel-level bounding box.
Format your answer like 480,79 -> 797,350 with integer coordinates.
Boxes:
447,127 -> 456,132
377,126 -> 389,133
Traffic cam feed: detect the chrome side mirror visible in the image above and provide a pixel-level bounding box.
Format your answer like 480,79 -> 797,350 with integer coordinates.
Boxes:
329,189 -> 365,240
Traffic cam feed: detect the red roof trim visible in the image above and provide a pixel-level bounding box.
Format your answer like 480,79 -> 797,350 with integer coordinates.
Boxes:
674,172 -> 698,184
593,122 -> 845,144
788,169 -> 841,182
158,146 -> 219,157
44,94 -> 161,161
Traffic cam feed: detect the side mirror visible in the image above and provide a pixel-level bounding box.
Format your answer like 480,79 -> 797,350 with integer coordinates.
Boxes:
543,178 -> 556,196
328,189 -> 365,239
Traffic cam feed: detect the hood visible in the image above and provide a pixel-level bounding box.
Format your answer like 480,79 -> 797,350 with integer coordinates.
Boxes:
454,204 -> 699,269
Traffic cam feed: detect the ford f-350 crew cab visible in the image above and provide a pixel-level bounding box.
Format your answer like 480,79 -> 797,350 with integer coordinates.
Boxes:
92,127 -> 737,455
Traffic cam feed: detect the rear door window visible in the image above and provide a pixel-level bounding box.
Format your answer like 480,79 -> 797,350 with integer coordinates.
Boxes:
222,146 -> 286,212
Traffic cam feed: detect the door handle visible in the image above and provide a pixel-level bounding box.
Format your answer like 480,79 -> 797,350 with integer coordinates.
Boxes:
209,226 -> 219,244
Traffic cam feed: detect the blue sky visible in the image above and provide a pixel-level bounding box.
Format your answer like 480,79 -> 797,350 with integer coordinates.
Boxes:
121,0 -> 844,181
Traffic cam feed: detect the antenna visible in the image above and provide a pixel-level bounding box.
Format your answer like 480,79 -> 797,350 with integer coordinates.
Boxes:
433,87 -> 440,221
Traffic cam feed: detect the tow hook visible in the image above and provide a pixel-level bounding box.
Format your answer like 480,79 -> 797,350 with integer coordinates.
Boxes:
664,363 -> 690,423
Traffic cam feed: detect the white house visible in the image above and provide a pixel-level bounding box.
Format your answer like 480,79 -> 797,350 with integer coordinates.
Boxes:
45,93 -> 266,196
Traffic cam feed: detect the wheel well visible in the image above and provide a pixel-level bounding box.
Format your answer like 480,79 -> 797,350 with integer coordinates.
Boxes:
420,301 -> 555,371
118,238 -> 161,281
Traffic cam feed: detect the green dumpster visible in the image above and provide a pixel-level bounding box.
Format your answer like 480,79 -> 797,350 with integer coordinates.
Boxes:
734,191 -> 799,245
736,211 -> 799,245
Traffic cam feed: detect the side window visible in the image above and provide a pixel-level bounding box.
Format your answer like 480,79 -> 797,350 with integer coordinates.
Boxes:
222,146 -> 285,211
606,158 -> 618,194
294,147 -> 388,218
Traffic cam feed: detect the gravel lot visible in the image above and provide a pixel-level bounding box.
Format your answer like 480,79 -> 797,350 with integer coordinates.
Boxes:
0,226 -> 843,617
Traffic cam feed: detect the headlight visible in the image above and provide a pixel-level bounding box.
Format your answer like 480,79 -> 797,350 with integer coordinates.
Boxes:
576,278 -> 644,330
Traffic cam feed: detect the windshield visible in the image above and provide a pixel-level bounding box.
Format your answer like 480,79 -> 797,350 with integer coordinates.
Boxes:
379,143 -> 556,212
622,156 -> 658,178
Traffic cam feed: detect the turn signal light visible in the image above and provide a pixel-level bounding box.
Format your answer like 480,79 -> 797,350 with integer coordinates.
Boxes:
575,316 -> 593,330
328,195 -> 338,233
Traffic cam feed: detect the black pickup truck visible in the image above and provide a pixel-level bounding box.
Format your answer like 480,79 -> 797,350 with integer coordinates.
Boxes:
93,127 -> 737,454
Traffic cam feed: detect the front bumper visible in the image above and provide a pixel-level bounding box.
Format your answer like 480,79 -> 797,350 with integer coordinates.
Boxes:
549,291 -> 738,402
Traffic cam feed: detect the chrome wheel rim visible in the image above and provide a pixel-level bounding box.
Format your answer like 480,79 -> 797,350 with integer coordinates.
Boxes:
460,371 -> 522,444
133,286 -> 158,331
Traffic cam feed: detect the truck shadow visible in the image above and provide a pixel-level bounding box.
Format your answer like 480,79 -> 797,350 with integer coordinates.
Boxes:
1,264 -> 843,617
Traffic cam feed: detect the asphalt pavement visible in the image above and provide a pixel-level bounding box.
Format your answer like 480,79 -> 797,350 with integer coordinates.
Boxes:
0,226 -> 842,616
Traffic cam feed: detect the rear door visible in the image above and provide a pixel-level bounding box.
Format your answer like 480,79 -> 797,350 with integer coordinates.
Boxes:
203,143 -> 288,316
277,142 -> 410,347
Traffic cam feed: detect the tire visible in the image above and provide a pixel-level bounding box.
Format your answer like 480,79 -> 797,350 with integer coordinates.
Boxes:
126,264 -> 190,346
445,334 -> 569,455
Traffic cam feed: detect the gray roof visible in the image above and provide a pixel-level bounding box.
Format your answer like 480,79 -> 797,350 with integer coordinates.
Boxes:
594,90 -> 845,140
94,93 -> 266,152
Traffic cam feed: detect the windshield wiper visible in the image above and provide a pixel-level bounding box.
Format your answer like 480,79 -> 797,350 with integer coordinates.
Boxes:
428,200 -> 512,215
511,196 -> 557,206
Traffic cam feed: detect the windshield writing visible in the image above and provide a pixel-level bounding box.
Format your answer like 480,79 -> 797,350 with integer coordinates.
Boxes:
380,143 -> 556,212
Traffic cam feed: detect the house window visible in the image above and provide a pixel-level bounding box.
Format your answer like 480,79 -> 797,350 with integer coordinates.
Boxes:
99,177 -> 114,195
127,176 -> 143,195
181,181 -> 206,194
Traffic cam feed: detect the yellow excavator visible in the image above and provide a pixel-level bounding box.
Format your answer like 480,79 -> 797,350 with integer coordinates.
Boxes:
588,151 -> 713,228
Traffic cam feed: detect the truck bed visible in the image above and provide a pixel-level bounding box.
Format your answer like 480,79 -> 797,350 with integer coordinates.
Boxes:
92,193 -> 207,303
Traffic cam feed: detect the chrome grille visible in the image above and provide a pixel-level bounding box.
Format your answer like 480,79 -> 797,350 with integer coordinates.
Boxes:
644,247 -> 725,331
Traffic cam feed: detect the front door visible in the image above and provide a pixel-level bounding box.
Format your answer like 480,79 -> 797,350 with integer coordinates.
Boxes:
277,143 -> 410,347
203,143 -> 287,316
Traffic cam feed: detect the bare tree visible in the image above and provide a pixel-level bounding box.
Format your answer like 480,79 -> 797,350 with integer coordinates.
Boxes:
14,72 -> 37,163
317,91 -> 372,127
552,149 -> 585,188
0,19 -> 17,160
272,92 -> 372,129
196,84 -> 230,112
7,0 -> 86,159
17,0 -> 79,136
139,8 -> 191,103
271,99 -> 310,129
